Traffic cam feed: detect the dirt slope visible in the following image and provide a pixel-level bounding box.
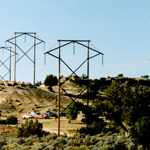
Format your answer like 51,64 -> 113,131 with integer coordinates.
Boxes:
0,81 -> 58,114
0,78 -> 85,114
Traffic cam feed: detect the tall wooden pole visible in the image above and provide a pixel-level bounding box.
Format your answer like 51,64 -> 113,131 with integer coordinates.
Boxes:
14,33 -> 16,82
33,33 -> 36,86
9,47 -> 11,81
87,41 -> 90,126
87,41 -> 89,79
58,40 -> 60,136
55,96 -> 57,121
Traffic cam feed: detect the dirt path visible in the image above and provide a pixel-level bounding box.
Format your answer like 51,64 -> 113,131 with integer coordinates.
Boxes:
42,127 -> 74,136
41,116 -> 86,136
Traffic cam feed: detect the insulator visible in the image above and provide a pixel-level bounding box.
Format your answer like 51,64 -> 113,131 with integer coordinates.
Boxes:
102,55 -> 104,66
44,54 -> 46,65
73,42 -> 75,55
24,34 -> 26,42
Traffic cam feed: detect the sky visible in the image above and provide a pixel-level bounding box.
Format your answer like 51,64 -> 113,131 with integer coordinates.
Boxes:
0,0 -> 150,84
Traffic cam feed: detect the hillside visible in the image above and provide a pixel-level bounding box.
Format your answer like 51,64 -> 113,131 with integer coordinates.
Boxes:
0,81 -> 58,114
0,77 -> 87,114
0,76 -> 149,114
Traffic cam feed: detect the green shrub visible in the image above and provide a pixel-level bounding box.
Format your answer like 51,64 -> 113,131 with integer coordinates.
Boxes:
94,133 -> 137,150
118,73 -> 123,77
130,116 -> 150,149
17,138 -> 26,145
79,119 -> 107,135
0,120 -> 6,124
0,137 -> 7,148
17,119 -> 45,137
2,143 -> 22,150
141,75 -> 149,79
43,134 -> 57,143
0,131 -> 144,150
65,102 -> 78,123
64,146 -> 74,150
6,115 -> 18,124
99,85 -> 108,91
44,74 -> 58,86
54,137 -> 67,148
35,81 -> 42,86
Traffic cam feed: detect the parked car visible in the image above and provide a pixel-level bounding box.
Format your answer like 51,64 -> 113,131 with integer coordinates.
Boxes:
34,113 -> 48,119
30,111 -> 37,118
22,114 -> 33,119
46,111 -> 58,117
60,112 -> 66,117
23,111 -> 38,119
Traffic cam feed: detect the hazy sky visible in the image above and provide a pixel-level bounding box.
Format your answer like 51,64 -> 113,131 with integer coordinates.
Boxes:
0,0 -> 150,84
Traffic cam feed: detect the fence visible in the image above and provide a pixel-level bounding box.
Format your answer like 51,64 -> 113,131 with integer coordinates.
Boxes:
0,125 -> 18,134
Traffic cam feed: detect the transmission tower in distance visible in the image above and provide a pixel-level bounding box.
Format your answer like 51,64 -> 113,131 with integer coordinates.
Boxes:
6,32 -> 45,85
0,46 -> 17,81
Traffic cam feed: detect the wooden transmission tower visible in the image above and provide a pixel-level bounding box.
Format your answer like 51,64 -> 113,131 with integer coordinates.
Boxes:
0,46 -> 17,81
6,32 -> 45,85
44,39 -> 104,136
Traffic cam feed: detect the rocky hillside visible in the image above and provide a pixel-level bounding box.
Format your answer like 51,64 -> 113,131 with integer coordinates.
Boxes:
0,78 -> 83,114
0,81 -> 57,114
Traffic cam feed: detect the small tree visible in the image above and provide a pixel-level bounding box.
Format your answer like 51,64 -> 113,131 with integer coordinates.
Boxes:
130,116 -> 150,148
99,82 -> 150,148
17,119 -> 44,137
6,115 -> 18,124
35,81 -> 42,86
118,73 -> 123,77
65,102 -> 78,123
81,74 -> 87,78
141,75 -> 149,79
44,74 -> 58,86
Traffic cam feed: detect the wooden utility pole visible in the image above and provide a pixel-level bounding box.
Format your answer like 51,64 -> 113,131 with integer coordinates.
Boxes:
33,33 -> 36,86
58,40 -> 60,136
87,41 -> 89,126
55,96 -> 57,121
14,33 -> 16,82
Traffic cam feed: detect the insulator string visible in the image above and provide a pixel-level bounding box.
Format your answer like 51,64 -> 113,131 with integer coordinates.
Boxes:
73,42 -> 75,55
102,55 -> 104,66
44,54 -> 46,65
24,34 -> 26,42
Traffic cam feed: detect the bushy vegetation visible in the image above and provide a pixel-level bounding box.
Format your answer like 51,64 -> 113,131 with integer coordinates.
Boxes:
65,102 -> 84,123
17,119 -> 47,137
117,73 -> 123,77
91,81 -> 150,149
6,115 -> 18,124
44,74 -> 58,86
67,78 -> 150,148
141,75 -> 149,78
35,81 -> 42,86
65,102 -> 79,123
0,132 -> 143,150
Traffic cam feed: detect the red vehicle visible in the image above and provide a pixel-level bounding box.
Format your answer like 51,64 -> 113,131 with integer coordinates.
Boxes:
34,113 -> 47,119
